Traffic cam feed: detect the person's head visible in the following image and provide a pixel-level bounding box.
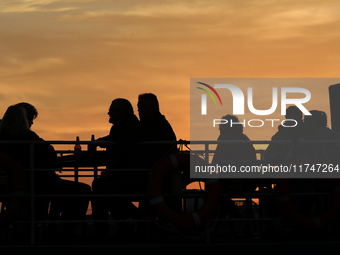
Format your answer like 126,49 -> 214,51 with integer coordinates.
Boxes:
16,102 -> 38,128
137,93 -> 160,120
0,105 -> 30,134
304,110 -> 327,130
108,98 -> 134,125
285,106 -> 303,122
283,106 -> 303,127
219,114 -> 243,134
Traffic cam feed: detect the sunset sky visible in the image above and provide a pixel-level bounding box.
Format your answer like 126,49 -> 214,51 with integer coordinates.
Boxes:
1,0 -> 340,145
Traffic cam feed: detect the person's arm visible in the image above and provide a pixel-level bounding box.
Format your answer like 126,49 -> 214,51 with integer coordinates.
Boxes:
24,131 -> 59,172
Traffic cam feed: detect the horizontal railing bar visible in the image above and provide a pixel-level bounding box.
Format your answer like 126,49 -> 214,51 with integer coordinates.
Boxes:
13,218 -> 287,224
47,175 -> 99,177
1,192 -> 334,198
0,140 -> 181,145
0,140 -> 340,144
21,169 -> 150,172
32,194 -> 147,197
211,218 -> 286,222
15,219 -> 157,223
190,140 -> 340,144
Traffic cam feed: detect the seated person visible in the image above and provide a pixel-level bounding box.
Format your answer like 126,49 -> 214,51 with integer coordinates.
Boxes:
92,95 -> 178,239
298,110 -> 340,163
212,114 -> 257,218
92,98 -> 143,239
96,98 -> 140,174
136,93 -> 177,167
136,93 -> 179,211
212,114 -> 256,163
264,106 -> 304,163
0,104 -> 91,242
284,111 -> 339,218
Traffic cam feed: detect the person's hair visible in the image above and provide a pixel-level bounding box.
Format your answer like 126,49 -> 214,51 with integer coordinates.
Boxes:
304,110 -> 327,129
110,98 -> 134,115
138,93 -> 159,111
16,102 -> 38,123
0,105 -> 30,134
219,114 -> 243,133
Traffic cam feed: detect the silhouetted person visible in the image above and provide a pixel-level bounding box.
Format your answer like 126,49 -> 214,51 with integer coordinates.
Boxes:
92,95 -> 177,241
285,111 -> 340,220
264,106 -> 304,162
92,98 -> 143,241
299,110 -> 340,163
96,98 -> 140,171
0,104 -> 91,243
136,93 -> 177,167
137,93 -> 180,212
212,114 -> 257,218
212,115 -> 256,163
16,102 -> 37,128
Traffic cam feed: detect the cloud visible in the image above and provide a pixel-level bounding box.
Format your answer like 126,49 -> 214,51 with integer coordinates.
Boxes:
0,57 -> 65,77
256,4 -> 340,40
0,0 -> 79,13
269,6 -> 339,26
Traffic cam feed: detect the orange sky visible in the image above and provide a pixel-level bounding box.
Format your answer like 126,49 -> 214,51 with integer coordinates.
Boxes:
1,0 -> 340,145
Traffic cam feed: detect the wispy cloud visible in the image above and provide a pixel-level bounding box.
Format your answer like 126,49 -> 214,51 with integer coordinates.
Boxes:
0,57 -> 64,77
0,0 -> 79,13
258,5 -> 340,39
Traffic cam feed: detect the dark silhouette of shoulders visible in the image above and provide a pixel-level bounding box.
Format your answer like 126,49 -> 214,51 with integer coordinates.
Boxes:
138,112 -> 176,142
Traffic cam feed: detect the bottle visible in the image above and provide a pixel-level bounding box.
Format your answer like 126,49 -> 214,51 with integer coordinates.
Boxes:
74,136 -> 81,158
88,134 -> 96,156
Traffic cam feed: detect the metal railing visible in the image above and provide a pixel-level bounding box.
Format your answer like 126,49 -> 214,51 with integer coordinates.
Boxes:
1,139 -> 340,245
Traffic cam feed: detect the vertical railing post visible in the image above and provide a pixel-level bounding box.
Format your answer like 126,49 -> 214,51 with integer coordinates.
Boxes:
74,165 -> 79,183
29,142 -> 35,245
206,220 -> 210,243
90,135 -> 98,179
205,142 -> 209,163
205,141 -> 211,243
74,137 -> 81,183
